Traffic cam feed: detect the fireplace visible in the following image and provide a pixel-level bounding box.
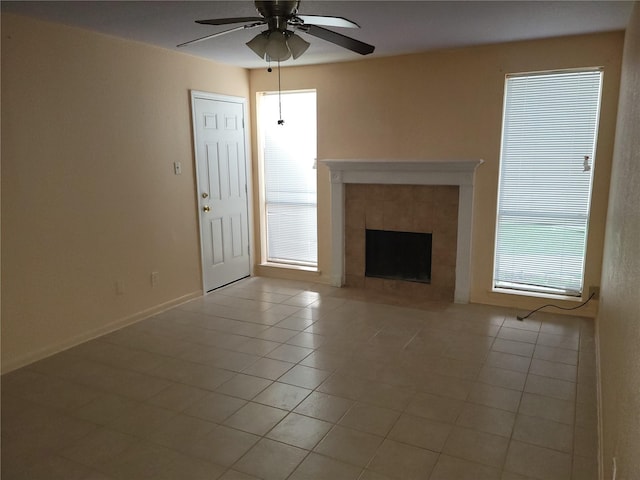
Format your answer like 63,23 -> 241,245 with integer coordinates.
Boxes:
343,183 -> 457,301
321,159 -> 483,303
366,229 -> 432,283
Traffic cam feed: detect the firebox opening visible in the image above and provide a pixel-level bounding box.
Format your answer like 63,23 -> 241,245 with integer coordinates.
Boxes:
365,229 -> 432,284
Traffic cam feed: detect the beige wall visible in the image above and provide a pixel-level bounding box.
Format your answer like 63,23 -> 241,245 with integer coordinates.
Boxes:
1,13 -> 627,373
1,14 -> 250,372
597,3 -> 640,479
249,32 -> 624,316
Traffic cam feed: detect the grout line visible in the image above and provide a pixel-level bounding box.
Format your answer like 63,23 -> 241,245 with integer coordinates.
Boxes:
6,277 -> 599,480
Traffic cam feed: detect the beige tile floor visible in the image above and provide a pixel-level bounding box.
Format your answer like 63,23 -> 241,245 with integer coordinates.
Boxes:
1,277 -> 598,480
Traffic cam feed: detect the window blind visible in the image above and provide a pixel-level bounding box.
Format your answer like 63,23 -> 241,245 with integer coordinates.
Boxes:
494,70 -> 603,296
261,91 -> 317,266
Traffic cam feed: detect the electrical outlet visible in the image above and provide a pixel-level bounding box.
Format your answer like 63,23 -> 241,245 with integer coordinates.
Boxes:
151,271 -> 160,287
588,286 -> 600,299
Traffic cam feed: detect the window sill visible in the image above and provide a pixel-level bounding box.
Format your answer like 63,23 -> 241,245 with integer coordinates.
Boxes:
492,287 -> 586,302
260,262 -> 319,274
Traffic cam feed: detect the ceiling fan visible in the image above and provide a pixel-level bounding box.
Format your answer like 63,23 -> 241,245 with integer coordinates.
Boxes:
177,0 -> 375,62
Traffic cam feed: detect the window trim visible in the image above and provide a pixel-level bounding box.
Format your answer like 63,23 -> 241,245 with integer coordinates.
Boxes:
492,67 -> 604,299
257,89 -> 318,270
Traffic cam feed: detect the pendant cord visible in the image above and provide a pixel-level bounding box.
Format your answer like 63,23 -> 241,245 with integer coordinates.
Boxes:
277,60 -> 284,125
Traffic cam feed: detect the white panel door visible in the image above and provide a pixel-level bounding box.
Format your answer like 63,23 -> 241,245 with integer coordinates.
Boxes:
193,94 -> 250,292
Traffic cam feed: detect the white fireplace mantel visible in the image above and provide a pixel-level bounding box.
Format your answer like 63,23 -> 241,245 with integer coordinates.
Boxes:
321,158 -> 483,303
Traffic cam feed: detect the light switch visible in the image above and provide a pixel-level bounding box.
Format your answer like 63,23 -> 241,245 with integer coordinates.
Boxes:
173,161 -> 182,175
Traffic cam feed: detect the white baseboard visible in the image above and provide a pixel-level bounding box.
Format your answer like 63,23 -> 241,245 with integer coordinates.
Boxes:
595,316 -> 604,480
1,290 -> 202,374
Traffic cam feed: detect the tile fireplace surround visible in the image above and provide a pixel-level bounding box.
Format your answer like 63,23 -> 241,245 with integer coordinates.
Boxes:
322,159 -> 483,304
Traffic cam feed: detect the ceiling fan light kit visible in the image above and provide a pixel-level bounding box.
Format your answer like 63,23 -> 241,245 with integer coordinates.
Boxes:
285,32 -> 311,59
247,30 -> 310,61
246,31 -> 270,57
265,32 -> 290,61
179,0 -> 375,62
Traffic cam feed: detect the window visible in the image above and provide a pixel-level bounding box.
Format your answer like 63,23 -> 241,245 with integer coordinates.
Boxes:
260,90 -> 317,267
494,69 -> 603,296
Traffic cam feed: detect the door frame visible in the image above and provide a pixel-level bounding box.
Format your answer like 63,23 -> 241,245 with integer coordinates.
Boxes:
190,90 -> 254,293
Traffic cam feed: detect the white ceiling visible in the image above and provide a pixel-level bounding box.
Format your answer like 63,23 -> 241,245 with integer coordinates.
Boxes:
2,1 -> 633,69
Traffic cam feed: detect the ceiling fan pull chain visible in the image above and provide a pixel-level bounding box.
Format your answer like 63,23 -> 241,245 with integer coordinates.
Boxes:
277,60 -> 285,125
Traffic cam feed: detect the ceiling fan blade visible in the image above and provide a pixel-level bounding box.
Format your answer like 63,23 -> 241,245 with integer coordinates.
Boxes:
177,23 -> 264,48
303,25 -> 375,55
296,15 -> 360,28
196,17 -> 263,26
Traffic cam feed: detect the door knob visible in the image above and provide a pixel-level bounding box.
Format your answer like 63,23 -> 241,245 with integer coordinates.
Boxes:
203,205 -> 211,212
202,192 -> 209,198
